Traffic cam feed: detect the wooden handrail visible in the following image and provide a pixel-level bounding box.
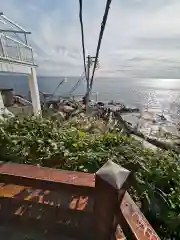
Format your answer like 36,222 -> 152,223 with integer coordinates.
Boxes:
0,162 -> 94,194
0,163 -> 95,239
118,192 -> 160,240
0,161 -> 160,240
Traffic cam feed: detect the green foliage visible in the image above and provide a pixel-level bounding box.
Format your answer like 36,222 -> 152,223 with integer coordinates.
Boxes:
0,116 -> 180,239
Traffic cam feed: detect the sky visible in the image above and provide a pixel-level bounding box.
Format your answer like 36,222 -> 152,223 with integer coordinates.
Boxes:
1,0 -> 180,78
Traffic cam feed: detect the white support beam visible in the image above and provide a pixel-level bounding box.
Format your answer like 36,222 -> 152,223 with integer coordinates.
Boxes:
0,61 -> 31,74
1,14 -> 29,33
28,67 -> 41,115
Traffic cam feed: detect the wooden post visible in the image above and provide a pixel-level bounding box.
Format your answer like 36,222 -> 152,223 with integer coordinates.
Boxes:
28,67 -> 41,115
94,160 -> 131,240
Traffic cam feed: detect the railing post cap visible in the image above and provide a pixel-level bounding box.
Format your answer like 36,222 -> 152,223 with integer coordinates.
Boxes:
96,160 -> 130,190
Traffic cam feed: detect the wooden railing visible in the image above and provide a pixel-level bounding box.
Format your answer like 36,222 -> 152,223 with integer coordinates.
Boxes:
0,161 -> 160,240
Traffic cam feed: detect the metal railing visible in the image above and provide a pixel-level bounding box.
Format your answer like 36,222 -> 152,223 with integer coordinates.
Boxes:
0,33 -> 34,65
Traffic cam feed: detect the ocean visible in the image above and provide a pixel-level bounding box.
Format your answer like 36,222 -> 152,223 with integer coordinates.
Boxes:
0,74 -> 180,122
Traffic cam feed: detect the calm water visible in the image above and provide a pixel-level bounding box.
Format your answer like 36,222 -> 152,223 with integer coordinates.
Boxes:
0,74 -> 180,121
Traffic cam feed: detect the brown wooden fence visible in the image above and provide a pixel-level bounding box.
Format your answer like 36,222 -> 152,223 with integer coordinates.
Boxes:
0,161 -> 160,240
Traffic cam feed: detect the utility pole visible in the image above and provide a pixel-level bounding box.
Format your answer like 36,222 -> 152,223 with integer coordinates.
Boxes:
86,55 -> 91,102
84,55 -> 98,110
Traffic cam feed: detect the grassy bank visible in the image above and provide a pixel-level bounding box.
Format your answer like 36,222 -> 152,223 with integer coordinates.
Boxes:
0,116 -> 179,239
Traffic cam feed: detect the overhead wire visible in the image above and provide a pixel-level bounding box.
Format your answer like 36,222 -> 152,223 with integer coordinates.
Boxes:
78,0 -> 87,80
52,79 -> 66,96
46,78 -> 67,102
89,0 -> 112,91
67,72 -> 85,95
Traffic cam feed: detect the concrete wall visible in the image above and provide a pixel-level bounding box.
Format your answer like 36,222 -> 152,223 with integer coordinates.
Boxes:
8,105 -> 33,116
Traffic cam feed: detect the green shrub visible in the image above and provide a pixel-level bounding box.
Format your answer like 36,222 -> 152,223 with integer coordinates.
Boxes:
0,116 -> 179,238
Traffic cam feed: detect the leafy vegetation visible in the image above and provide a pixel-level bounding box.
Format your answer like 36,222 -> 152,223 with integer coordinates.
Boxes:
0,116 -> 179,239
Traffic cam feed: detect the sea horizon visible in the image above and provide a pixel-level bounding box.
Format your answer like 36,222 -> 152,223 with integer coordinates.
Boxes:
0,74 -> 180,121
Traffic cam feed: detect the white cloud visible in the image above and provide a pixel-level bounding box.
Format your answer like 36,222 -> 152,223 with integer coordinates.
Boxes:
1,0 -> 180,77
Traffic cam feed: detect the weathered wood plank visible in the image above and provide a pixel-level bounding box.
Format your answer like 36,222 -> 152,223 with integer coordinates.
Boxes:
0,163 -> 95,193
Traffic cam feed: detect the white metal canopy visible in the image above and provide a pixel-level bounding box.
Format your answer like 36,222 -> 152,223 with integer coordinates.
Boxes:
0,13 -> 41,115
